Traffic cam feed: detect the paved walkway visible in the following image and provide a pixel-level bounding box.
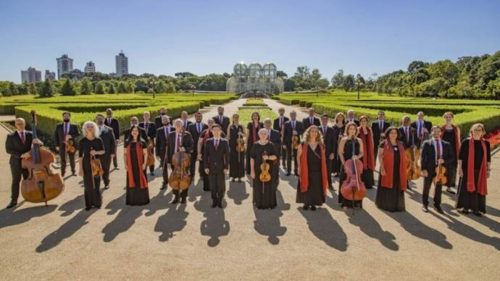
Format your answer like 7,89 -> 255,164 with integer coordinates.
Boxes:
0,98 -> 499,281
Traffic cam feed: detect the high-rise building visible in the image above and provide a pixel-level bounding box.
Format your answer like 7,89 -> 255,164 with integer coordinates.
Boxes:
57,54 -> 74,79
84,61 -> 96,73
21,67 -> 42,83
115,51 -> 128,77
45,70 -> 56,81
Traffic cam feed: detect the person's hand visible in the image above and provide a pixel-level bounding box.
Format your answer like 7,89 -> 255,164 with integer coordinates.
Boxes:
421,170 -> 428,177
32,138 -> 43,145
380,133 -> 385,138
262,155 -> 269,160
329,153 -> 334,160
458,168 -> 463,177
224,169 -> 228,175
352,155 -> 358,160
65,135 -> 72,141
78,167 -> 83,177
180,147 -> 185,152
21,152 -> 31,159
282,145 -> 287,149
250,171 -> 255,179
197,154 -> 202,161
205,168 -> 210,175
293,130 -> 297,135
90,150 -> 96,156
438,159 -> 444,165
142,164 -> 147,171
296,169 -> 300,176
55,146 -> 60,152
380,169 -> 386,176
111,154 -> 115,159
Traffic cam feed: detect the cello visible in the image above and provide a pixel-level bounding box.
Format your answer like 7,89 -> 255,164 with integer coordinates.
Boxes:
21,111 -> 64,205
405,146 -> 421,180
146,139 -> 155,167
340,139 -> 366,212
169,135 -> 191,190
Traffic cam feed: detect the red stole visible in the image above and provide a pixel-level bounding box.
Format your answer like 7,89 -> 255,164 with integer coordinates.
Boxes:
299,143 -> 329,195
126,142 -> 148,189
441,124 -> 460,157
466,136 -> 488,195
380,141 -> 408,191
359,127 -> 375,170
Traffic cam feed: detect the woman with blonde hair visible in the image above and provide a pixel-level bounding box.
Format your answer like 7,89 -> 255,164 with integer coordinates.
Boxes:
332,112 -> 345,176
338,122 -> 364,208
441,111 -> 461,194
78,121 -> 105,210
296,125 -> 329,211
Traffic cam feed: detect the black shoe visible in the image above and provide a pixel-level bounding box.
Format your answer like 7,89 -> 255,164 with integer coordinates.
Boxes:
231,178 -> 235,182
160,183 -> 167,190
72,171 -> 76,176
171,197 -> 179,204
203,187 -> 210,192
303,205 -> 309,210
328,185 -> 333,190
211,202 -> 217,208
104,186 -> 110,190
310,206 -> 317,211
434,206 -> 444,214
217,202 -> 223,208
446,187 -> 456,194
237,178 -> 242,182
61,172 -> 65,177
150,172 -> 155,177
422,206 -> 429,213
473,211 -> 482,217
6,201 -> 17,209
286,173 -> 291,176
180,198 -> 187,204
460,209 -> 470,214
85,206 -> 92,211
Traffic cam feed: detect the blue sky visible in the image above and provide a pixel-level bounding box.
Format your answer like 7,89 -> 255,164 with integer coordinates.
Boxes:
0,0 -> 499,83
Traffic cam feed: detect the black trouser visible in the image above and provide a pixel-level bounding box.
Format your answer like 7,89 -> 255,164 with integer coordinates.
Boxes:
173,189 -> 188,200
101,154 -> 112,186
210,171 -> 226,204
10,158 -> 28,202
158,150 -> 166,168
246,144 -> 252,174
59,145 -> 76,175
200,161 -> 210,190
189,152 -> 198,179
326,158 -> 333,187
280,145 -> 287,168
113,140 -> 118,168
285,144 -> 298,174
84,176 -> 102,208
423,176 -> 442,207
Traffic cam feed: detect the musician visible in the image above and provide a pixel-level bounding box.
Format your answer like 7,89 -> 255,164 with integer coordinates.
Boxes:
371,110 -> 390,162
228,113 -> 245,182
264,118 -> 281,158
250,128 -> 279,209
180,111 -> 193,130
420,126 -> 453,214
138,111 -> 156,176
78,121 -> 105,211
331,112 -> 345,177
167,119 -> 194,204
124,125 -> 150,205
296,125 -> 328,211
187,112 -> 208,181
96,114 -> 116,190
54,111 -> 80,177
156,115 -> 172,190
441,111 -> 461,194
358,116 -> 375,188
302,107 -> 320,130
457,123 -> 491,216
213,106 -> 230,133
105,108 -> 120,169
198,119 -> 217,191
319,114 -> 335,189
338,122 -> 364,209
346,109 -> 360,125
123,117 -> 148,144
283,110 -> 304,176
376,127 -> 407,212
411,111 -> 432,147
203,124 -> 229,208
398,115 -> 417,149
273,107 -> 289,167
246,112 -> 264,174
154,107 -> 169,129
5,118 -> 42,209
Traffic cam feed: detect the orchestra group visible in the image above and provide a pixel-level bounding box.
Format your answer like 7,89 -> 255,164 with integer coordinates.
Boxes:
5,106 -> 492,217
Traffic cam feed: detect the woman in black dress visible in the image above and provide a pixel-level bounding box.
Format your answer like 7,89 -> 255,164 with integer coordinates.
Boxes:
78,121 -> 105,211
332,112 -> 345,176
124,125 -> 150,206
376,127 -> 407,212
358,116 -> 375,188
338,122 -> 364,209
246,112 -> 263,174
250,128 -> 279,209
457,123 -> 491,216
228,113 -> 245,182
441,111 -> 461,194
296,125 -> 329,211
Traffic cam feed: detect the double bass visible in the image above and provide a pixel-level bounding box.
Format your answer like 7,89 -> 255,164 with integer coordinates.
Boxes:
21,111 -> 64,205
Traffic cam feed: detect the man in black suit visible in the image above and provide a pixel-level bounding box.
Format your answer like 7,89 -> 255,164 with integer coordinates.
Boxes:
96,114 -> 116,189
139,111 -> 156,175
155,115 -> 172,190
274,108 -> 289,167
302,107 -> 320,130
283,110 -> 304,176
123,116 -> 148,143
319,114 -> 335,189
264,118 -> 282,158
213,106 -> 230,133
154,107 -> 169,129
187,112 -> 208,180
398,115 -> 417,149
54,111 -> 80,177
105,108 -> 120,169
5,118 -> 42,208
346,109 -> 360,125
203,124 -> 229,208
371,110 -> 391,163
420,126 -> 453,214
180,111 -> 193,130
167,119 -> 194,204
411,111 -> 432,148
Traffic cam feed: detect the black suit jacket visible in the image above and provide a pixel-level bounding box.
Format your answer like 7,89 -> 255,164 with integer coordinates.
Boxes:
213,115 -> 230,133
203,138 -> 229,173
283,120 -> 304,145
398,126 -> 417,149
302,116 -> 321,130
182,120 -> 193,130
187,122 -> 208,153
54,123 -> 80,147
371,120 -> 391,146
155,125 -> 173,156
420,139 -> 453,177
166,131 -> 194,163
345,118 -> 360,126
319,125 -> 335,156
154,115 -> 170,129
104,118 -> 120,140
138,122 -> 156,140
267,129 -> 282,157
273,116 -> 289,132
99,125 -> 116,156
411,120 -> 433,147
6,131 -> 33,162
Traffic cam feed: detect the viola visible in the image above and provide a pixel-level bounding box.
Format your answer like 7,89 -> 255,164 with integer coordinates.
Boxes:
90,153 -> 104,177
169,139 -> 191,190
434,162 -> 447,185
236,131 -> 245,153
340,158 -> 366,202
259,159 -> 271,183
65,138 -> 76,154
405,146 -> 421,180
21,111 -> 64,205
292,135 -> 300,150
146,139 -> 155,167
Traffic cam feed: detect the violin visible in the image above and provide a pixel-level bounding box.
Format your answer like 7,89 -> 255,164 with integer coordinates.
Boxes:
340,158 -> 367,202
292,135 -> 300,150
236,131 -> 245,153
146,139 -> 155,167
259,152 -> 271,183
434,162 -> 447,185
405,146 -> 421,180
90,153 -> 104,177
65,138 -> 76,154
169,137 -> 191,190
21,111 -> 64,205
